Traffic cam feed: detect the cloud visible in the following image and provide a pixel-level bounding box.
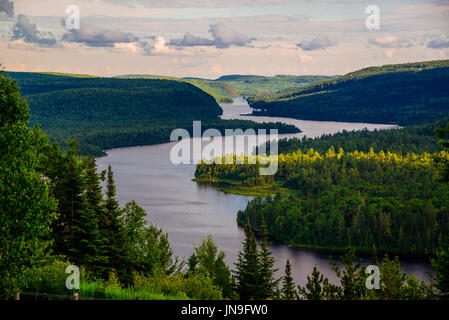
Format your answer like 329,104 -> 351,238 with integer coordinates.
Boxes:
168,33 -> 215,47
142,36 -> 194,55
0,0 -> 13,16
427,35 -> 449,49
368,34 -> 412,49
169,23 -> 253,49
296,35 -> 336,51
11,15 -> 57,47
62,23 -> 139,47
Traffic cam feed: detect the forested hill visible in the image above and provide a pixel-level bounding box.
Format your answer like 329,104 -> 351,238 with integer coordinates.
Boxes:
213,74 -> 334,97
249,60 -> 449,126
7,72 -> 299,156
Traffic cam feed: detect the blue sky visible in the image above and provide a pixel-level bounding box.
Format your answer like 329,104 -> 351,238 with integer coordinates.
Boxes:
0,0 -> 448,78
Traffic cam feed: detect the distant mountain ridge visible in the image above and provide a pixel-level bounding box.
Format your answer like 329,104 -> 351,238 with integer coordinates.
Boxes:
249,59 -> 449,126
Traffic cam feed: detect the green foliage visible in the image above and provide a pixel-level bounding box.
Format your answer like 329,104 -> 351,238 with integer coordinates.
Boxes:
191,235 -> 233,298
8,71 -> 299,156
234,220 -> 263,299
263,118 -> 448,156
280,259 -> 296,300
250,60 -> 449,126
0,71 -> 57,298
258,217 -> 279,299
215,74 -> 334,97
431,243 -> 449,299
196,149 -> 449,255
297,266 -> 337,300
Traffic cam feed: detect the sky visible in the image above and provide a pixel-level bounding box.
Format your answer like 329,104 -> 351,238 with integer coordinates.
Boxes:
0,0 -> 448,78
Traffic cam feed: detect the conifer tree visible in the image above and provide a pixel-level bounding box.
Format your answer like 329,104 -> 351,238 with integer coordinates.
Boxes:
102,165 -> 124,274
234,219 -> 261,299
69,156 -> 107,275
281,259 -> 296,300
298,267 -> 326,300
258,217 -> 279,299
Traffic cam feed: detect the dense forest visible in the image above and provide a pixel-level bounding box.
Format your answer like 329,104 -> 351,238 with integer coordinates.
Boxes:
2,68 -> 449,301
213,74 -> 334,97
195,146 -> 449,255
8,72 -> 299,156
257,116 -> 449,156
250,60 -> 449,126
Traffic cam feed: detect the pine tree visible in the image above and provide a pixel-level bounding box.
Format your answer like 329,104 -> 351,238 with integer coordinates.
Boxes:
69,156 -> 107,276
258,217 -> 279,299
298,267 -> 326,300
234,219 -> 261,300
102,165 -> 124,275
281,259 -> 296,300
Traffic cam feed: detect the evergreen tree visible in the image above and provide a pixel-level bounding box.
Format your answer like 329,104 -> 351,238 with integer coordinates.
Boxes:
0,71 -> 57,297
281,259 -> 296,300
258,217 -> 279,299
297,267 -> 328,300
69,156 -> 107,276
234,219 -> 261,300
330,247 -> 367,300
101,165 -> 124,275
431,243 -> 449,300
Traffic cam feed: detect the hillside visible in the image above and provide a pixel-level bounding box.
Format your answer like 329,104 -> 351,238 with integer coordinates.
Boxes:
8,72 -> 299,156
250,60 -> 449,126
116,74 -> 237,103
216,74 -> 335,97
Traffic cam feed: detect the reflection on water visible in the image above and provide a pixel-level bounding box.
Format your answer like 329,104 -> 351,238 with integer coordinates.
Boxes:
96,97 -> 430,286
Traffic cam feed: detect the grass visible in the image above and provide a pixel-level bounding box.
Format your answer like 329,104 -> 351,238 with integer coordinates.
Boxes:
78,280 -> 189,300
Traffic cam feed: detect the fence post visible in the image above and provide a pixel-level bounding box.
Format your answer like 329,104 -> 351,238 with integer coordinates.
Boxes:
74,292 -> 79,300
15,291 -> 20,300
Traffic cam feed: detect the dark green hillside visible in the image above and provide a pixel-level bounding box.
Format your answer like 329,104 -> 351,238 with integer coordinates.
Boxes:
217,74 -> 334,97
257,117 -> 449,156
115,74 -> 236,103
8,72 -> 299,156
250,60 -> 449,126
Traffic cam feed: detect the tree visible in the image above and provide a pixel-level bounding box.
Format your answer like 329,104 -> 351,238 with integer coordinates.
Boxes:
258,217 -> 279,299
431,243 -> 449,300
69,156 -> 107,276
297,266 -> 335,300
193,235 -> 233,298
234,219 -> 262,300
281,259 -> 296,300
435,123 -> 449,182
101,165 -> 124,275
330,247 -> 367,300
0,71 -> 57,297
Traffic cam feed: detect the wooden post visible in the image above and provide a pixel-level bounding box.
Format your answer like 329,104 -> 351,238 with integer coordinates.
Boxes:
74,292 -> 79,300
15,292 -> 20,300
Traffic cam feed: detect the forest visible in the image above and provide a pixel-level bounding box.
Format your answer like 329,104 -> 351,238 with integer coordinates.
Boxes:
257,116 -> 449,156
8,72 -> 299,156
1,67 -> 449,301
249,60 -> 449,126
195,142 -> 449,255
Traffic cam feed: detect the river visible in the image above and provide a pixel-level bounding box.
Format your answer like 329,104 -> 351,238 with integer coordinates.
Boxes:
96,97 -> 431,285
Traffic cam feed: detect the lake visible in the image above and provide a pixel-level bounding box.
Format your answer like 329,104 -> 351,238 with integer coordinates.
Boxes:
96,97 -> 431,285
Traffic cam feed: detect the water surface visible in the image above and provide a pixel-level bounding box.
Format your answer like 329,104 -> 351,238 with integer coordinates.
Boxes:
96,97 -> 430,285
